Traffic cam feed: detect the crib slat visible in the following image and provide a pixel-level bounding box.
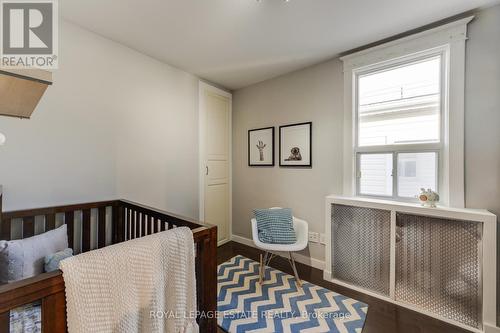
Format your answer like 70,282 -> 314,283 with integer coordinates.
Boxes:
112,205 -> 124,244
23,216 -> 34,237
154,219 -> 159,233
160,221 -> 166,231
124,208 -> 129,241
98,207 -> 106,248
65,211 -> 74,250
132,211 -> 137,239
142,214 -> 147,236
82,209 -> 91,252
1,217 -> 11,240
137,213 -> 142,236
127,209 -> 132,240
46,213 -> 56,231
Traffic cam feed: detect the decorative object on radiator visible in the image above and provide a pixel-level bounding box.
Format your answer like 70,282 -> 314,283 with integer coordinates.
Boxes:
279,122 -> 312,167
218,255 -> 368,333
248,126 -> 275,166
418,188 -> 439,207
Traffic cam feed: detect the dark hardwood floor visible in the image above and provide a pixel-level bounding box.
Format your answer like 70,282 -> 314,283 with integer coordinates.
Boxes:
216,241 -> 468,333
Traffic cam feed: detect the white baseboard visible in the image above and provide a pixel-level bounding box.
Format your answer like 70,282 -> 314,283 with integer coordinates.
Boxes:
485,324 -> 500,333
230,234 -> 325,270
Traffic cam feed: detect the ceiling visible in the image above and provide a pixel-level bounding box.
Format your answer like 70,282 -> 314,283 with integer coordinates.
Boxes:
60,0 -> 499,90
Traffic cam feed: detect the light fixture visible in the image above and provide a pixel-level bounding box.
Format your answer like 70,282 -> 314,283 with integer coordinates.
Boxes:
0,132 -> 6,145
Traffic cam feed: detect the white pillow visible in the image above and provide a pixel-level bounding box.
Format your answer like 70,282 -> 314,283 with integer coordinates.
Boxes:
0,224 -> 68,283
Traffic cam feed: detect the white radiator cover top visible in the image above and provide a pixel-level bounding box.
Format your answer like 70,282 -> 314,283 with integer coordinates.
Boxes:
324,195 -> 497,333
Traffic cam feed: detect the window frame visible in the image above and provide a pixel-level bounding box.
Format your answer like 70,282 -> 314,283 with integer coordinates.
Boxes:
355,150 -> 440,201
353,49 -> 446,201
341,16 -> 473,207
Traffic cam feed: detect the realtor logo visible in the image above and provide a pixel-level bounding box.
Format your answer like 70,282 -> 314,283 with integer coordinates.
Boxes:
0,0 -> 58,68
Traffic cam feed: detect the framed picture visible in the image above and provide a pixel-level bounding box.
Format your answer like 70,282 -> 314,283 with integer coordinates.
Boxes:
279,122 -> 312,167
248,127 -> 275,166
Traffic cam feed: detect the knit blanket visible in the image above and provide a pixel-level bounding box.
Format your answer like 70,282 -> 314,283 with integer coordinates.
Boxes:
60,227 -> 198,333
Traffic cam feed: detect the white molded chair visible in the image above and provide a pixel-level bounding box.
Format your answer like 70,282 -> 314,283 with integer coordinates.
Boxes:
251,208 -> 308,286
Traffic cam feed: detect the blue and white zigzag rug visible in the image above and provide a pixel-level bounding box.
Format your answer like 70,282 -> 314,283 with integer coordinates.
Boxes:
217,255 -> 368,333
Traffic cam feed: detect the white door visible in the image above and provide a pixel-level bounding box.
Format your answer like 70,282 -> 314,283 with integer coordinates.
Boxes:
200,83 -> 231,245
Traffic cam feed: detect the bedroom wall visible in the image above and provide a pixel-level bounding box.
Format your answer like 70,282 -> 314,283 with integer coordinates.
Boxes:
464,5 -> 500,217
232,4 -> 500,267
232,59 -> 344,265
463,5 -> 500,322
0,21 -> 200,220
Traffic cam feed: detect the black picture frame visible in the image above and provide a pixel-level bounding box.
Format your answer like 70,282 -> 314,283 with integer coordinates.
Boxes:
248,127 -> 275,167
279,122 -> 312,167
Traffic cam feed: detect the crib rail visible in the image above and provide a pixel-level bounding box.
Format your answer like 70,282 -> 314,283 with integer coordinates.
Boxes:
1,200 -> 119,253
0,197 -> 217,333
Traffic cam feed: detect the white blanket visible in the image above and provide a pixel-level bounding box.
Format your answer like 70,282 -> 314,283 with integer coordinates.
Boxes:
60,227 -> 198,333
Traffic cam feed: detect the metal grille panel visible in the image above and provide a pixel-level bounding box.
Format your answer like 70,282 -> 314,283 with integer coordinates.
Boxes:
331,204 -> 391,296
395,213 -> 482,329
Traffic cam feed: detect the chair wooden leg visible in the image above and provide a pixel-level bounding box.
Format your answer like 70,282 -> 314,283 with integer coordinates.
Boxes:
259,253 -> 264,285
288,252 -> 302,287
260,251 -> 271,284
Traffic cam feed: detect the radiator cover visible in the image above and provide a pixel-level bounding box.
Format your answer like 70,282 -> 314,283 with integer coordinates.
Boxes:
395,213 -> 482,329
331,204 -> 391,296
326,196 -> 497,332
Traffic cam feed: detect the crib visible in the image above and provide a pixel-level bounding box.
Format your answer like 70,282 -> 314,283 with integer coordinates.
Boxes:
0,188 -> 218,332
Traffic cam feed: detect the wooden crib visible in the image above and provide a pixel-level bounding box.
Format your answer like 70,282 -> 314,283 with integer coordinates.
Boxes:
0,188 -> 218,332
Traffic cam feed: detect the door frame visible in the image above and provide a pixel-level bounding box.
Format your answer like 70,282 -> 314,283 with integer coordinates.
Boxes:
198,81 -> 232,246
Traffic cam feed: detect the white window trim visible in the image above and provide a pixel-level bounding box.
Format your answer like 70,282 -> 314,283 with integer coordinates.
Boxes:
341,16 -> 473,207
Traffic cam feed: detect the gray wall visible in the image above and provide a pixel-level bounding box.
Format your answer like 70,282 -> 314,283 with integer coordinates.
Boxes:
464,5 -> 500,322
232,5 -> 500,268
233,59 -> 344,262
464,6 -> 500,216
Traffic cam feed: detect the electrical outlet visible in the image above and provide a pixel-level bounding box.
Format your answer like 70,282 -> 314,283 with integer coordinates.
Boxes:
319,233 -> 326,245
308,232 -> 319,243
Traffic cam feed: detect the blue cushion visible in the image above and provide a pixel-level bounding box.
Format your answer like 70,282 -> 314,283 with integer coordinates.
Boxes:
253,208 -> 296,244
44,248 -> 73,273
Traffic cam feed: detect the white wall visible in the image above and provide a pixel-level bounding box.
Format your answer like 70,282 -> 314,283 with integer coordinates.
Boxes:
232,59 -> 344,263
0,21 -> 200,219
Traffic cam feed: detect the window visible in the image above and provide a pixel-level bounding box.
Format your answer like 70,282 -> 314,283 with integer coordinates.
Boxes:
341,17 -> 472,206
355,54 -> 442,200
400,160 -> 416,178
358,153 -> 393,196
397,152 -> 437,198
357,56 -> 441,147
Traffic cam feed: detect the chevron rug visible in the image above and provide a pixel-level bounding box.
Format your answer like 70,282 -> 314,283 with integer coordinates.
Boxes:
217,255 -> 368,333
